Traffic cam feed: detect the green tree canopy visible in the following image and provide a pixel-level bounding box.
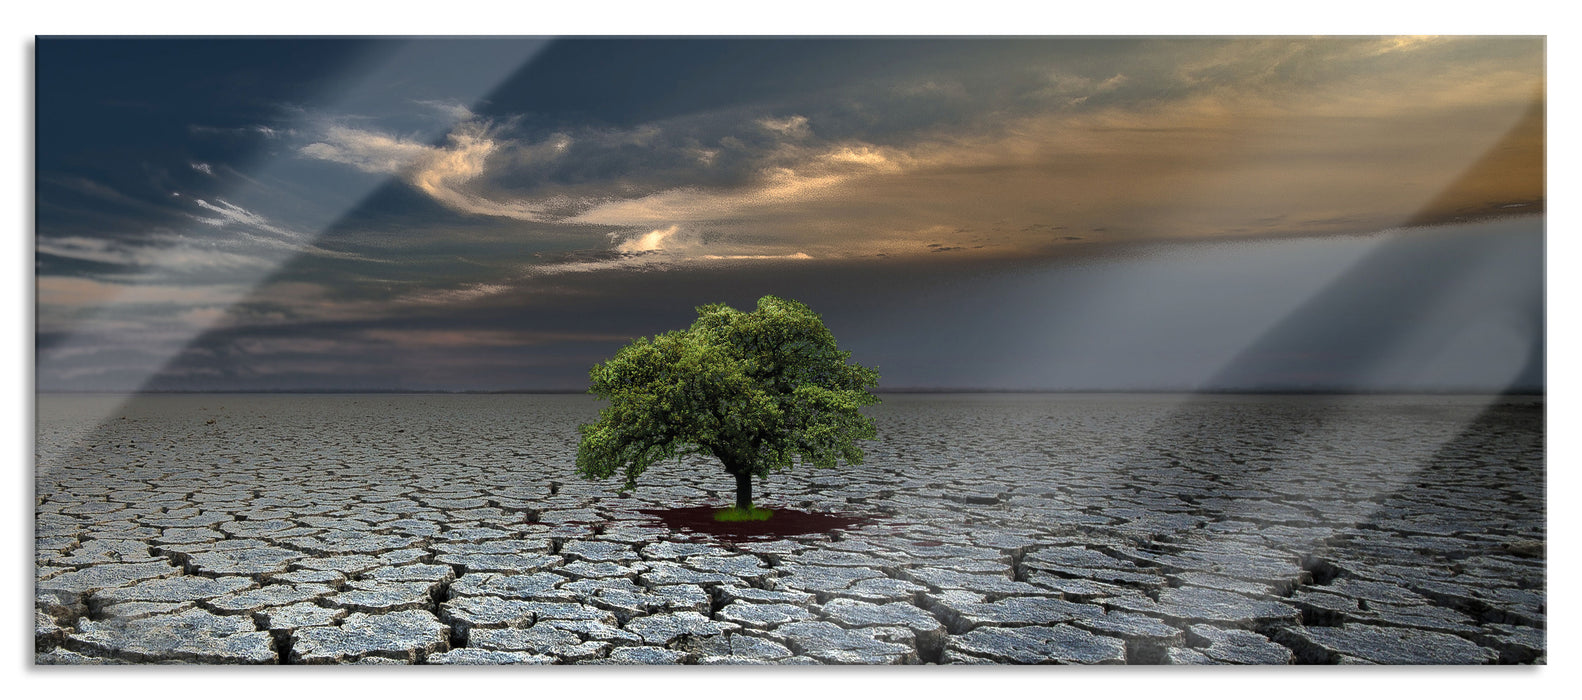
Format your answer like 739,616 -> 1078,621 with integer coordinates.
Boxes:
576,295 -> 881,509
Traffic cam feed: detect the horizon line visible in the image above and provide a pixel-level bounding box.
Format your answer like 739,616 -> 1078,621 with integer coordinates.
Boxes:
33,387 -> 1546,396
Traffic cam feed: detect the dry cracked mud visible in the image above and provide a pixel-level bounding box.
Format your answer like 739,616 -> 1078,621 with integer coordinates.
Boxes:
35,393 -> 1544,665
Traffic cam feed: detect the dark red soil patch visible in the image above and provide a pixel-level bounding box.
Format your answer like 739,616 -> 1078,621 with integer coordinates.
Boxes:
637,506 -> 876,542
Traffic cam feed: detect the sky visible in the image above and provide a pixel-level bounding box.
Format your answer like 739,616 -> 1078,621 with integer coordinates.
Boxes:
33,36 -> 1545,392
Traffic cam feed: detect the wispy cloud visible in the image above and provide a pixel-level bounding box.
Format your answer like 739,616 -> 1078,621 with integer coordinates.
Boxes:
360,328 -> 631,347
414,98 -> 476,122
188,197 -> 305,241
758,114 -> 811,138
297,124 -> 434,174
36,235 -> 272,271
37,275 -> 250,308
701,252 -> 813,261
566,142 -> 909,229
188,124 -> 296,139
397,281 -> 513,306
299,119 -> 579,222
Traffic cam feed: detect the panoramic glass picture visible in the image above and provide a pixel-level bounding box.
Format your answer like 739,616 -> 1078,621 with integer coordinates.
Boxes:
34,37 -> 1543,665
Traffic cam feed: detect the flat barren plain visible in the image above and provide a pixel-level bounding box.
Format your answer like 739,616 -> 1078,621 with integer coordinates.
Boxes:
35,393 -> 1545,665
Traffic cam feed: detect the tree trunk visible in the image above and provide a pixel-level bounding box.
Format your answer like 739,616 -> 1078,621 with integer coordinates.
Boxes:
734,471 -> 753,510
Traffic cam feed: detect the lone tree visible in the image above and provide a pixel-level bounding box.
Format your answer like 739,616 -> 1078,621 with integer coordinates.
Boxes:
576,295 -> 880,513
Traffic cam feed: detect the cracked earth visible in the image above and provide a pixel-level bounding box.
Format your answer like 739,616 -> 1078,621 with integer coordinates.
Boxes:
35,394 -> 1544,665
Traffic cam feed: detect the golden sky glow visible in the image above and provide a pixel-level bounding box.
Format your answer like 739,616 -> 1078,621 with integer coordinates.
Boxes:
278,36 -> 1544,268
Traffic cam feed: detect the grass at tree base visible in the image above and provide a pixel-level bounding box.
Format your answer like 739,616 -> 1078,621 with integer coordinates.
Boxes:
714,505 -> 775,522
637,505 -> 874,542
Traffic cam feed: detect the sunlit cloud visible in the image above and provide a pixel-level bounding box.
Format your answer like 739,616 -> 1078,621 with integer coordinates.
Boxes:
1370,35 -> 1447,56
758,114 -> 811,138
614,224 -> 682,254
566,142 -> 909,230
397,281 -> 513,306
700,252 -> 813,261
299,118 -> 578,222
297,124 -> 435,174
514,222 -> 818,279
